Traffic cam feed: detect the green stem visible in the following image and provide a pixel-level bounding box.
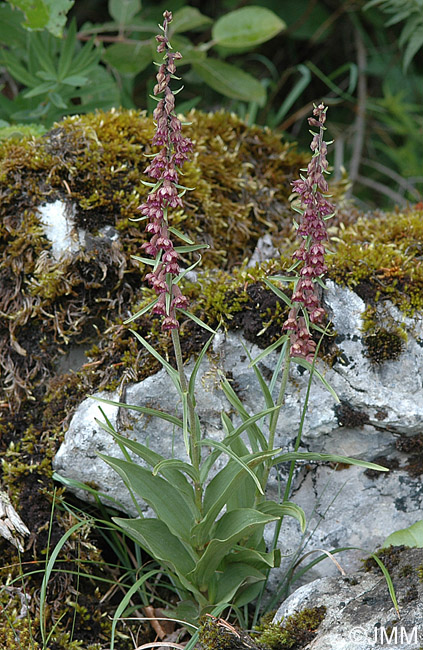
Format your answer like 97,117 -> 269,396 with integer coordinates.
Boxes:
171,328 -> 202,513
260,342 -> 291,494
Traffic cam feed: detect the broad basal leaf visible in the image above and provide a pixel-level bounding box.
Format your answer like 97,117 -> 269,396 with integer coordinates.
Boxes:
99,454 -> 196,541
187,508 -> 277,589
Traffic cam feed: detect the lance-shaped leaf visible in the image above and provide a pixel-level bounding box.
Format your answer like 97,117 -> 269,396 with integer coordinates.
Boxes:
187,508 -> 278,590
99,454 -> 195,541
113,516 -> 196,578
256,499 -> 306,532
192,450 -> 278,547
223,546 -> 280,570
272,451 -> 389,472
214,562 -> 266,606
94,428 -> 198,517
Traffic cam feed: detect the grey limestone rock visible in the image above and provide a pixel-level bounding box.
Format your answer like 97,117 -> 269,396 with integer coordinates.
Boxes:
274,547 -> 423,649
53,280 -> 423,582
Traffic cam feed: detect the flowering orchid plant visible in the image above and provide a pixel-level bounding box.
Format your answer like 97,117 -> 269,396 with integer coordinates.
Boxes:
92,11 -> 388,630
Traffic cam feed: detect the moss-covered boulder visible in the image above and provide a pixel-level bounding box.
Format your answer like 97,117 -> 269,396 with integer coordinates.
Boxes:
1,105 -> 423,648
0,108 -> 310,649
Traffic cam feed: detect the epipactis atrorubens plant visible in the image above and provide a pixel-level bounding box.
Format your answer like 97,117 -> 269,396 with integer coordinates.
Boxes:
92,13 -> 389,626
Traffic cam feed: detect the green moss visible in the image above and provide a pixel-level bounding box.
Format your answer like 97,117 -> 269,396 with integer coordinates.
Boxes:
0,122 -> 46,140
328,208 -> 423,316
256,606 -> 327,649
362,545 -> 406,572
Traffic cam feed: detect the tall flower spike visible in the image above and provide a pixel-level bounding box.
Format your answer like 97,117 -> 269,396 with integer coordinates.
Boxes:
283,103 -> 334,361
138,11 -> 193,330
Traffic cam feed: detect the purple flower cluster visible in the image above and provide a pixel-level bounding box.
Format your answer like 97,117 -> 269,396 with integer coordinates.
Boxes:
138,10 -> 193,331
283,103 -> 334,360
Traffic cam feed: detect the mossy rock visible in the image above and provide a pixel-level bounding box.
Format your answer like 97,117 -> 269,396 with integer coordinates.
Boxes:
1,106 -> 423,648
0,107 -> 309,649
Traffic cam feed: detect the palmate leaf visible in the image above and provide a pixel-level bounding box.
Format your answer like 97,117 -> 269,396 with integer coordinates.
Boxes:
8,0 -> 74,37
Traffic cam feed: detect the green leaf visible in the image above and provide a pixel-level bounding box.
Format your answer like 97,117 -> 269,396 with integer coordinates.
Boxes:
382,520 -> 423,548
272,451 -> 389,472
110,569 -> 160,650
242,344 -> 274,410
30,31 -> 57,77
199,438 -> 264,495
212,6 -> 285,48
0,4 -> 28,48
174,244 -> 208,253
1,49 -> 39,87
50,92 -> 67,108
208,406 -> 279,459
113,516 -> 196,576
91,395 -> 183,428
264,277 -> 293,307
226,547 -> 280,570
177,308 -> 216,334
152,458 -> 200,484
171,7 -> 212,34
215,562 -> 265,605
130,254 -> 155,266
123,297 -> 159,324
57,18 -> 77,80
103,41 -> 153,75
99,454 -> 196,541
293,357 -> 340,402
193,58 -> 266,106
402,26 -> 423,72
249,335 -> 289,369
8,0 -> 75,37
61,74 -> 89,86
23,82 -> 56,98
187,508 -> 277,589
193,450 -> 279,547
129,330 -> 181,393
168,226 -> 195,245
39,518 -> 87,644
108,0 -> 141,26
218,373 -> 267,450
94,427 -> 198,518
182,391 -> 190,457
188,333 -> 215,400
256,500 -> 306,532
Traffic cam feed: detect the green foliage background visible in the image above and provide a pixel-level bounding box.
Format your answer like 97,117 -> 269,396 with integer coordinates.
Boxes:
0,0 -> 422,207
